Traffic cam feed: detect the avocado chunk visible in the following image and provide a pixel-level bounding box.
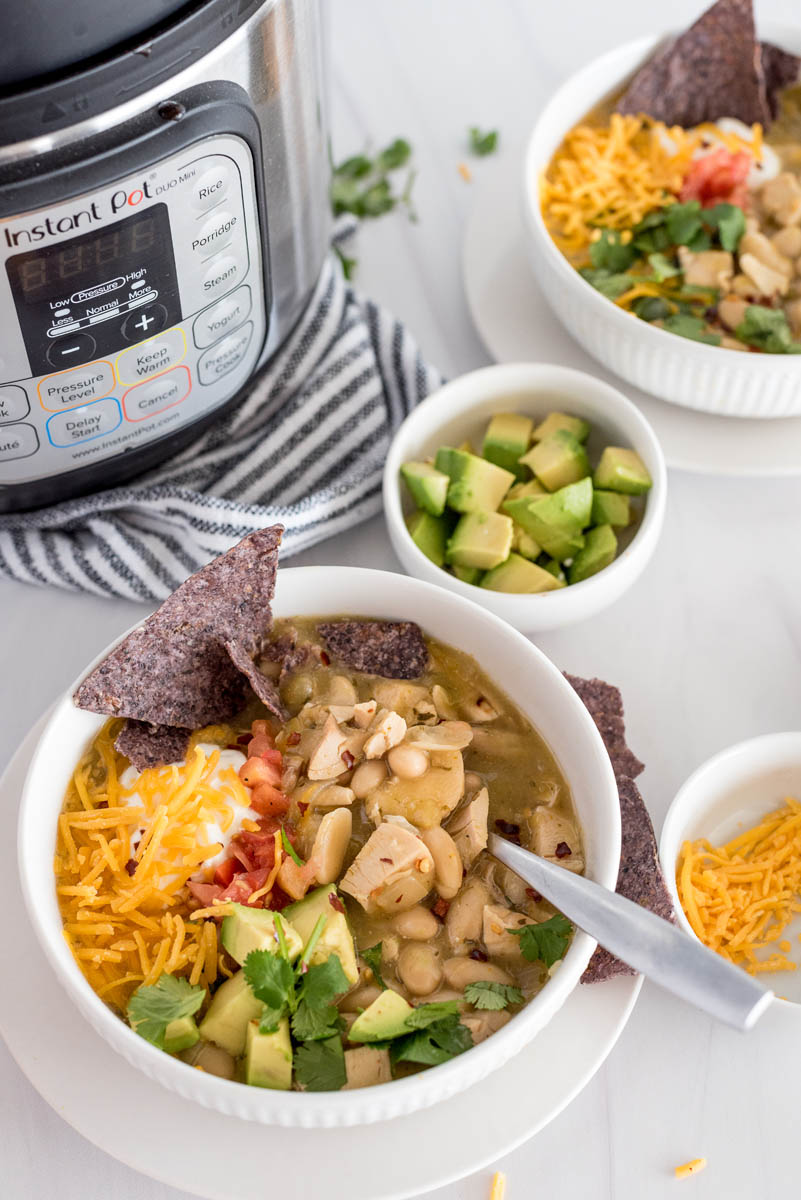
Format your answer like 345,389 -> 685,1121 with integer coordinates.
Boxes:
451,563 -> 484,585
199,969 -> 264,1057
540,557 -> 566,583
349,989 -> 415,1043
434,447 -> 515,513
590,489 -> 631,527
407,509 -> 450,567
511,522 -> 541,561
244,1017 -> 293,1089
283,885 -> 359,985
482,412 -> 534,479
481,553 -> 565,593
532,411 -> 590,443
221,903 -> 303,967
568,524 -> 618,583
506,478 -> 546,501
446,510 -> 514,570
164,1015 -> 200,1054
457,439 -> 474,454
503,477 -> 592,560
593,447 -> 652,495
519,430 -> 590,491
400,461 -> 449,516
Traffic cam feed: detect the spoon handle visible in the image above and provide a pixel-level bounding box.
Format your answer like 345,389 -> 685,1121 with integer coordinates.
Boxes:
488,835 -> 773,1031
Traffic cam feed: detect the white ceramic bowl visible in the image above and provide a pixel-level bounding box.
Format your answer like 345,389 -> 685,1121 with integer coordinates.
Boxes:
659,732 -> 801,1004
18,565 -> 621,1127
523,29 -> 801,419
383,362 -> 666,633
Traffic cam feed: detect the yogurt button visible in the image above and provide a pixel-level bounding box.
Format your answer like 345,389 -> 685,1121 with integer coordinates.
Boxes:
46,397 -> 122,447
201,254 -> 243,301
192,161 -> 232,211
193,285 -> 252,348
123,366 -> 191,421
198,322 -> 254,384
192,210 -> 239,257
0,386 -> 29,424
0,423 -> 38,461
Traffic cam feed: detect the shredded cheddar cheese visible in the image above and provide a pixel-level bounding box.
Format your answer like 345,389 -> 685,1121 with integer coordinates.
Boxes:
676,798 -> 801,975
674,1158 -> 707,1180
489,1172 -> 507,1200
55,720 -> 246,1006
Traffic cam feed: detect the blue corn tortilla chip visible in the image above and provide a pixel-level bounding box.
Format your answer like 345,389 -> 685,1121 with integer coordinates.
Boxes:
114,722 -> 191,772
761,41 -> 801,120
318,620 -> 429,679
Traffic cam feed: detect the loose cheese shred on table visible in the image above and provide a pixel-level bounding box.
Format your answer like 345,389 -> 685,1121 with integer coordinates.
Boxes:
55,719 -> 244,1006
674,1158 -> 707,1180
489,1172 -> 507,1200
676,798 -> 801,975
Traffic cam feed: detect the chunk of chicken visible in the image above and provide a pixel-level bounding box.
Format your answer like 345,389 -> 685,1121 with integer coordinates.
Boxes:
370,748 -> 465,827
771,226 -> 801,259
340,822 -> 434,914
352,700 -> 378,728
739,231 -> 792,283
760,171 -> 801,226
373,681 -> 437,724
459,695 -> 499,723
528,807 -> 584,873
432,684 -> 458,720
717,295 -> 748,332
460,1009 -> 512,1044
447,787 -> 489,868
787,299 -> 801,338
404,720 -> 473,751
739,252 -> 790,297
363,708 -> 407,759
306,714 -> 348,780
483,903 -> 536,960
343,1046 -> 392,1089
677,247 -> 733,290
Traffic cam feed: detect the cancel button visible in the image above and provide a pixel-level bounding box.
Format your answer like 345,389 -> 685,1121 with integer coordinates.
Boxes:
123,366 -> 191,421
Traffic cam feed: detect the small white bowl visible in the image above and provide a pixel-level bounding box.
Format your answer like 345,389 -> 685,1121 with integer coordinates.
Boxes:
383,362 -> 666,633
18,565 -> 621,1127
660,732 -> 801,1003
523,29 -> 801,419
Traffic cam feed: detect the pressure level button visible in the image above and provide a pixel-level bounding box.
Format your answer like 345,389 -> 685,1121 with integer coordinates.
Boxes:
192,162 -> 232,211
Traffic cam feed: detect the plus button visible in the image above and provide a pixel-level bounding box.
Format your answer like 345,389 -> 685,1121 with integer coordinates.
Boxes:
121,302 -> 169,344
134,313 -> 155,333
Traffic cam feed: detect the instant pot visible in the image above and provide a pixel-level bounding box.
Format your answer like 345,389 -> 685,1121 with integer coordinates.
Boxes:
0,0 -> 330,512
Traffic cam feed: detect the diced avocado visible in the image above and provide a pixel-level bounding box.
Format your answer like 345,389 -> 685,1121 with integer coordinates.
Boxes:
541,557 -> 566,582
434,447 -> 515,513
457,439 -> 474,454
445,510 -> 513,570
519,430 -> 590,491
482,412 -> 534,479
511,522 -> 541,561
506,478 -> 546,501
221,903 -> 303,967
532,411 -> 590,443
349,989 -> 414,1043
593,447 -> 652,495
400,461 -> 449,515
283,885 -> 359,985
503,477 -> 592,560
568,524 -> 618,584
590,489 -> 631,527
407,509 -> 450,567
343,1045 -> 393,1089
164,1015 -> 200,1054
480,553 -> 565,593
199,970 -> 263,1057
451,563 -> 484,585
244,1017 -> 293,1090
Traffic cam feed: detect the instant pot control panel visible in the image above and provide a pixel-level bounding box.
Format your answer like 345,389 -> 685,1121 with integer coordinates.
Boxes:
0,133 -> 265,487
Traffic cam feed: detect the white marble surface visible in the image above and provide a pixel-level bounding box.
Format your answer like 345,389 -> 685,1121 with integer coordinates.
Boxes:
2,1 -> 801,1197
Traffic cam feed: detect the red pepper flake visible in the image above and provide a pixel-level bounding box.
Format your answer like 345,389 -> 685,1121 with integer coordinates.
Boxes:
96,800 -> 108,810
320,651 -> 330,666
432,898 -> 450,920
329,895 -> 345,913
469,948 -> 488,962
297,801 -> 309,815
236,733 -> 251,746
495,819 -> 521,845
287,731 -> 301,747
379,857 -> 394,864
555,841 -> 572,859
525,887 -> 542,902
341,750 -> 355,769
394,894 -> 404,904
125,858 -> 137,877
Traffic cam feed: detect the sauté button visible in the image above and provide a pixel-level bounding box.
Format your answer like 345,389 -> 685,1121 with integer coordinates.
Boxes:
198,322 -> 253,384
0,386 -> 29,424
193,285 -> 252,349
201,254 -> 243,302
116,328 -> 186,386
191,161 -> 232,211
46,331 -> 96,369
192,210 -> 238,257
0,423 -> 39,461
46,397 -> 122,447
123,366 -> 191,421
38,361 -> 114,412
121,303 -> 168,343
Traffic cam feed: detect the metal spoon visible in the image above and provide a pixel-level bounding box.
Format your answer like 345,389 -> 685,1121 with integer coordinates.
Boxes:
489,834 -> 773,1031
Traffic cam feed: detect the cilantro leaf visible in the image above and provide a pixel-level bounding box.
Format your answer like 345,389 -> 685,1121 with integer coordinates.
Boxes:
294,1035 -> 347,1091
391,1015 -> 473,1066
403,1001 -> 461,1030
292,1001 -> 340,1042
512,914 -> 573,967
333,154 -> 372,180
589,230 -> 637,272
632,295 -> 671,322
647,251 -> 680,282
735,304 -> 801,354
664,200 -> 703,247
463,982 -> 524,1011
243,948 -> 295,1014
376,138 -> 412,173
361,943 -> 386,989
661,313 -> 721,345
333,245 -> 357,281
258,1006 -> 287,1034
468,126 -> 499,156
579,268 -> 635,299
298,955 -> 350,1010
281,825 -> 303,867
127,974 -> 204,1049
705,202 -> 746,252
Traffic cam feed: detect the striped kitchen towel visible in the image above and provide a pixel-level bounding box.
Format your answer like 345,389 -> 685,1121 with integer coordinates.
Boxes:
0,235 -> 442,603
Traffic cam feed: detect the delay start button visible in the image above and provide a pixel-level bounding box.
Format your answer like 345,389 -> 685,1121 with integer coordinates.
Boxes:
116,328 -> 186,386
46,397 -> 122,447
38,361 -> 114,412
193,285 -> 252,348
123,366 -> 191,421
198,322 -> 254,384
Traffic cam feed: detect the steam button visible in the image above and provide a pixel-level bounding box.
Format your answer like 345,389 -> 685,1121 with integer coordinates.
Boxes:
0,386 -> 29,424
201,255 -> 243,302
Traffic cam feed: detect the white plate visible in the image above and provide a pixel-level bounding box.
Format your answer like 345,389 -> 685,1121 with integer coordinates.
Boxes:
462,154 -> 801,477
0,716 -> 641,1200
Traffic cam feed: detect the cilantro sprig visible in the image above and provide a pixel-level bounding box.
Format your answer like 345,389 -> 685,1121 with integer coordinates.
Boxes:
391,1001 -> 472,1067
468,126 -> 499,156
463,982 -> 524,1011
361,942 -> 386,989
330,139 -> 415,223
294,1034 -> 347,1091
512,914 -> 573,968
127,974 -> 204,1049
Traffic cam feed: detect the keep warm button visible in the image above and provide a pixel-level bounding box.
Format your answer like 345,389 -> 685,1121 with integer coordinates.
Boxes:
116,328 -> 186,386
198,322 -> 253,384
123,366 -> 191,422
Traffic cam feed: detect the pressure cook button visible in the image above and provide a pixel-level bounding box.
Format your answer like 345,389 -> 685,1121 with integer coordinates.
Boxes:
198,322 -> 254,384
0,423 -> 38,462
192,210 -> 239,258
38,361 -> 114,412
116,328 -> 186,386
0,386 -> 29,424
123,366 -> 191,421
46,397 -> 122,447
193,286 -> 252,348
46,332 -> 96,369
201,255 -> 243,301
121,303 -> 168,343
192,162 -> 232,212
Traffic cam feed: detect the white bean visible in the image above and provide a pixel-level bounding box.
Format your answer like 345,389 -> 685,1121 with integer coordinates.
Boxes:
464,771 -> 483,793
311,807 -> 352,885
442,957 -> 514,988
340,985 -> 382,1012
350,759 -> 387,799
326,675 -> 358,705
397,943 -> 442,996
445,879 -> 489,950
387,743 -> 429,779
420,826 -> 463,900
392,905 -> 440,940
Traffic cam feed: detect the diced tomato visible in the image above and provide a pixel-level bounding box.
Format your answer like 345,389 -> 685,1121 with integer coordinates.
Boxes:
213,856 -> 239,888
251,719 -> 273,739
248,733 -> 275,758
239,755 -> 282,790
680,148 -> 751,209
233,829 -> 277,872
187,880 -> 224,907
251,783 -> 290,816
219,867 -> 271,907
